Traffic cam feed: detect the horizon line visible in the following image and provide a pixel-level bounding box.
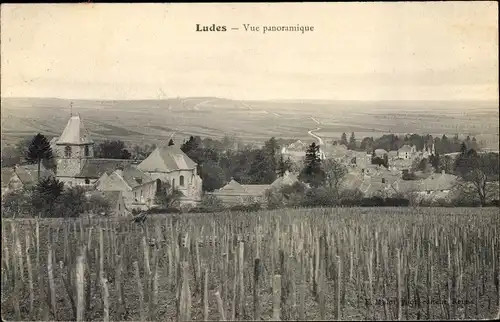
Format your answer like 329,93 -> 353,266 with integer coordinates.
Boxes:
1,96 -> 498,103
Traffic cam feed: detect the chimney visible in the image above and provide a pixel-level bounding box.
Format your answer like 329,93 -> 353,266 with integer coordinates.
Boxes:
115,168 -> 123,177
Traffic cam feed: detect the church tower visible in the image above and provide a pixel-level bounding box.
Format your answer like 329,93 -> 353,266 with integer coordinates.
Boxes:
55,114 -> 94,185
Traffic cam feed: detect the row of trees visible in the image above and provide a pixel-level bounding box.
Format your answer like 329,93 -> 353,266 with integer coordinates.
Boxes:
2,177 -> 110,218
334,132 -> 481,154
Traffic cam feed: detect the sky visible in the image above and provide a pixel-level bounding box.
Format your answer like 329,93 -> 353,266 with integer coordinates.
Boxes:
1,2 -> 498,101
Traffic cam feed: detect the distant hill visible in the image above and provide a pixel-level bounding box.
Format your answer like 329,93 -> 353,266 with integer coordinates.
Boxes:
1,97 -> 498,149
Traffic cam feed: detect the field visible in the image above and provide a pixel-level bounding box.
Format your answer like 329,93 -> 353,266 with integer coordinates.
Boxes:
1,207 -> 499,321
1,97 -> 498,148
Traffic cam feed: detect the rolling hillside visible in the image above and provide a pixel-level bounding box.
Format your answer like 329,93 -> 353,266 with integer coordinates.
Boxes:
1,97 -> 498,149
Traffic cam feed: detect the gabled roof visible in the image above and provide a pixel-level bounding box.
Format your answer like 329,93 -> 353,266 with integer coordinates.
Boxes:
214,179 -> 270,196
56,115 -> 93,145
270,172 -> 299,189
374,149 -> 388,156
240,184 -> 271,196
77,159 -> 134,178
1,168 -> 15,188
218,179 -> 243,191
288,140 -> 307,151
120,166 -> 154,189
5,164 -> 54,187
398,145 -> 412,152
137,146 -> 197,172
419,173 -> 458,191
341,173 -> 363,190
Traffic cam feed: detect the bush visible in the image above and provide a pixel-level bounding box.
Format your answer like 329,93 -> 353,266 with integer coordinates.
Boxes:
301,187 -> 336,207
199,194 -> 225,212
1,189 -> 32,218
339,188 -> 364,206
230,203 -> 261,212
87,192 -> 111,215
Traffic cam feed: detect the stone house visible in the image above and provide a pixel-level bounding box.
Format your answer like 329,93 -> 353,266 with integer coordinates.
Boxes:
95,166 -> 157,211
398,145 -> 417,160
136,145 -> 202,206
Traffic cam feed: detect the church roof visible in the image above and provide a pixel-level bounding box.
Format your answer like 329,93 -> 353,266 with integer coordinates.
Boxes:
137,145 -> 197,172
56,115 -> 93,145
77,159 -> 134,178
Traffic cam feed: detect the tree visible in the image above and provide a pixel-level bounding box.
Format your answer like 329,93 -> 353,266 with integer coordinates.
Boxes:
299,142 -> 325,187
120,149 -> 132,159
263,137 -> 279,172
455,150 -> 499,206
348,132 -> 356,149
25,133 -> 54,181
429,151 -> 440,171
155,180 -> 183,209
1,137 -> 31,167
32,177 -> 64,217
340,133 -> 348,146
87,193 -> 111,215
277,154 -> 292,177
168,138 -> 175,146
360,137 -> 373,152
58,186 -> 87,217
96,140 -> 130,159
323,158 -> 347,198
200,161 -> 225,192
1,189 -> 31,218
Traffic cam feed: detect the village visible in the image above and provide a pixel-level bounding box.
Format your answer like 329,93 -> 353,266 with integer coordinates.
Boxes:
3,112 -> 492,218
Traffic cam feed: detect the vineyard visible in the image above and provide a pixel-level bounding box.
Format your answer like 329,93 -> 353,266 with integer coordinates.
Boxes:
1,207 -> 500,321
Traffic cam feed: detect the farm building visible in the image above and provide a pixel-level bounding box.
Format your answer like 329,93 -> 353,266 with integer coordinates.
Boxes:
207,179 -> 270,206
1,164 -> 55,196
95,166 -> 157,211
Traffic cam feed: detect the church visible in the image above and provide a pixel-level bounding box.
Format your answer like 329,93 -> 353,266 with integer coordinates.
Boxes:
50,114 -> 203,211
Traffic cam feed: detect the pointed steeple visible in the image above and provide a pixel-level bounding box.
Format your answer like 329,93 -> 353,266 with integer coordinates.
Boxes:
56,114 -> 93,145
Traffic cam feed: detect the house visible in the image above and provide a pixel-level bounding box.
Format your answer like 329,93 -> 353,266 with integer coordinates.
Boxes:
398,145 -> 416,160
373,149 -> 388,158
136,145 -> 202,205
270,171 -> 299,190
95,166 -> 157,211
208,179 -> 270,206
416,171 -> 458,200
1,164 -> 55,195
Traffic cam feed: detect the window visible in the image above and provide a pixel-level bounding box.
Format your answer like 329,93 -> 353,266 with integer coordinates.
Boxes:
85,178 -> 90,184
180,175 -> 185,186
172,179 -> 175,189
156,179 -> 162,194
381,178 -> 385,184
84,145 -> 90,157
118,203 -> 120,211
64,146 -> 72,158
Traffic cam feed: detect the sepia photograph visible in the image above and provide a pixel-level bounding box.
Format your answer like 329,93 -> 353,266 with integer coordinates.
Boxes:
1,2 -> 499,321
